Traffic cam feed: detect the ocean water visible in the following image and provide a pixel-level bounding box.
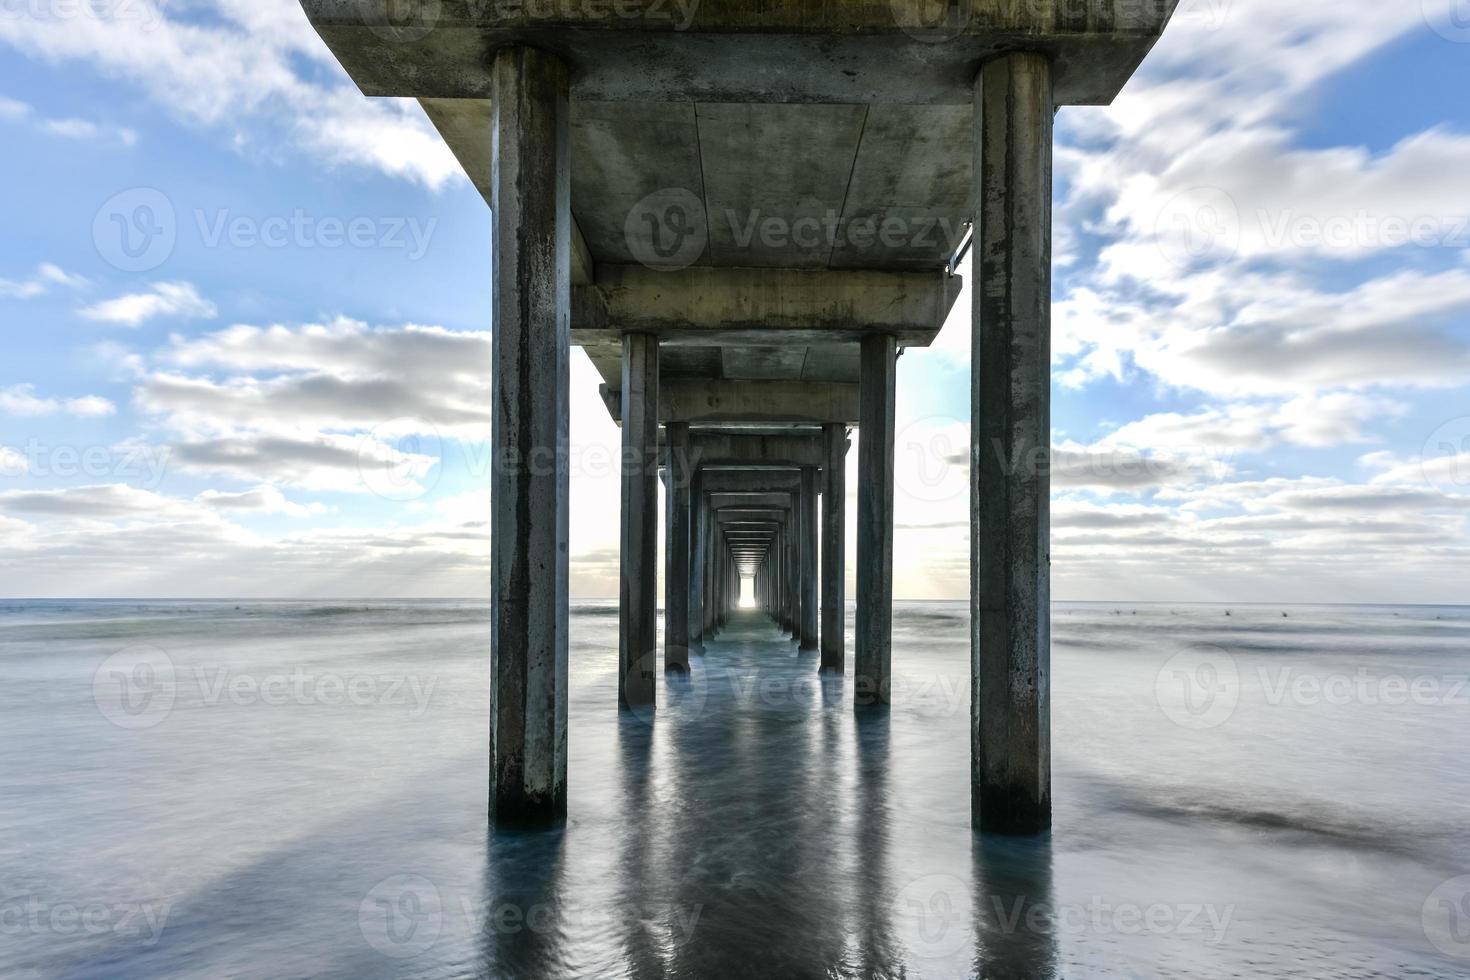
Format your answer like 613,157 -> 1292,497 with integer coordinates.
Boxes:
1,599 -> 1468,979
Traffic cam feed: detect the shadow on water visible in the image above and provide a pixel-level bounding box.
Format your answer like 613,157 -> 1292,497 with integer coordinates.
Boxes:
853,706 -> 900,977
478,826 -> 570,979
972,834 -> 1058,980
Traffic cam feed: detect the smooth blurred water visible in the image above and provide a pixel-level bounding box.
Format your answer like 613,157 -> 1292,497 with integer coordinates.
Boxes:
1,599 -> 1468,979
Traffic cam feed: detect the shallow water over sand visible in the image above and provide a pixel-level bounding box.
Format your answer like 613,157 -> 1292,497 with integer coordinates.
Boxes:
2,600 -> 1469,978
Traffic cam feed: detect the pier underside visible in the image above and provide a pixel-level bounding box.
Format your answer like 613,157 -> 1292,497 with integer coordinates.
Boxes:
299,0 -> 1180,833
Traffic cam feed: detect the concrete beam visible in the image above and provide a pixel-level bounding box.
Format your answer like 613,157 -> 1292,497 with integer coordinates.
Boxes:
488,48 -> 570,829
701,470 -> 800,493
710,495 -> 794,512
302,2 -> 1179,106
972,53 -> 1054,836
573,266 -> 961,346
663,431 -> 826,469
601,380 -> 860,425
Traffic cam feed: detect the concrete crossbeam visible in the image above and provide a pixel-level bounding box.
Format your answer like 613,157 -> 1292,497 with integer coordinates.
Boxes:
601,380 -> 860,425
702,470 -> 800,492
662,431 -> 826,469
574,266 -> 960,346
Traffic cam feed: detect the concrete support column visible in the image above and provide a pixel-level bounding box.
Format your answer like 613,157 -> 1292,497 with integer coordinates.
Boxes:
705,506 -> 719,638
489,47 -> 570,827
856,334 -> 897,706
717,533 -> 729,626
799,467 -> 819,651
784,524 -> 799,638
619,332 -> 659,709
820,424 -> 847,673
664,423 -> 692,672
688,472 -> 705,655
972,51 -> 1054,835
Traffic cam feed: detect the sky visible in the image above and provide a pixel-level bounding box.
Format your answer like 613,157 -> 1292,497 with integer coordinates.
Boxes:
0,1 -> 1467,602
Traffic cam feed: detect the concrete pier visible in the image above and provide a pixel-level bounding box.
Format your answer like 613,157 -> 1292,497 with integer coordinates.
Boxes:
785,517 -> 800,639
856,335 -> 897,707
664,422 -> 692,672
619,332 -> 659,709
301,0 -> 1176,836
820,424 -> 847,673
689,470 -> 706,655
972,52 -> 1055,835
799,466 -> 819,651
487,47 -> 570,827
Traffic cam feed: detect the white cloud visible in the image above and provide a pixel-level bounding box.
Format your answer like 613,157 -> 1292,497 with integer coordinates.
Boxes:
1039,0 -> 1470,407
80,281 -> 217,327
0,483 -> 203,520
140,317 -> 490,441
0,484 -> 493,597
1097,393 -> 1405,457
41,117 -> 138,145
0,262 -> 88,299
168,431 -> 439,495
0,0 -> 460,188
0,384 -> 116,418
195,485 -> 328,517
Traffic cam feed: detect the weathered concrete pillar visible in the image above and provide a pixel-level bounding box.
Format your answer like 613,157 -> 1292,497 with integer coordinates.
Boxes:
707,504 -> 721,638
688,471 -> 705,655
784,524 -> 799,637
799,466 -> 819,651
717,533 -> 729,626
664,423 -> 691,672
972,51 -> 1054,835
856,334 -> 896,706
821,424 -> 847,673
489,47 -> 570,827
619,332 -> 659,709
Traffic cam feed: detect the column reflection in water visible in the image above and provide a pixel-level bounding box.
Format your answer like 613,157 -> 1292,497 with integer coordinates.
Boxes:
477,829 -> 569,978
973,835 -> 1058,979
